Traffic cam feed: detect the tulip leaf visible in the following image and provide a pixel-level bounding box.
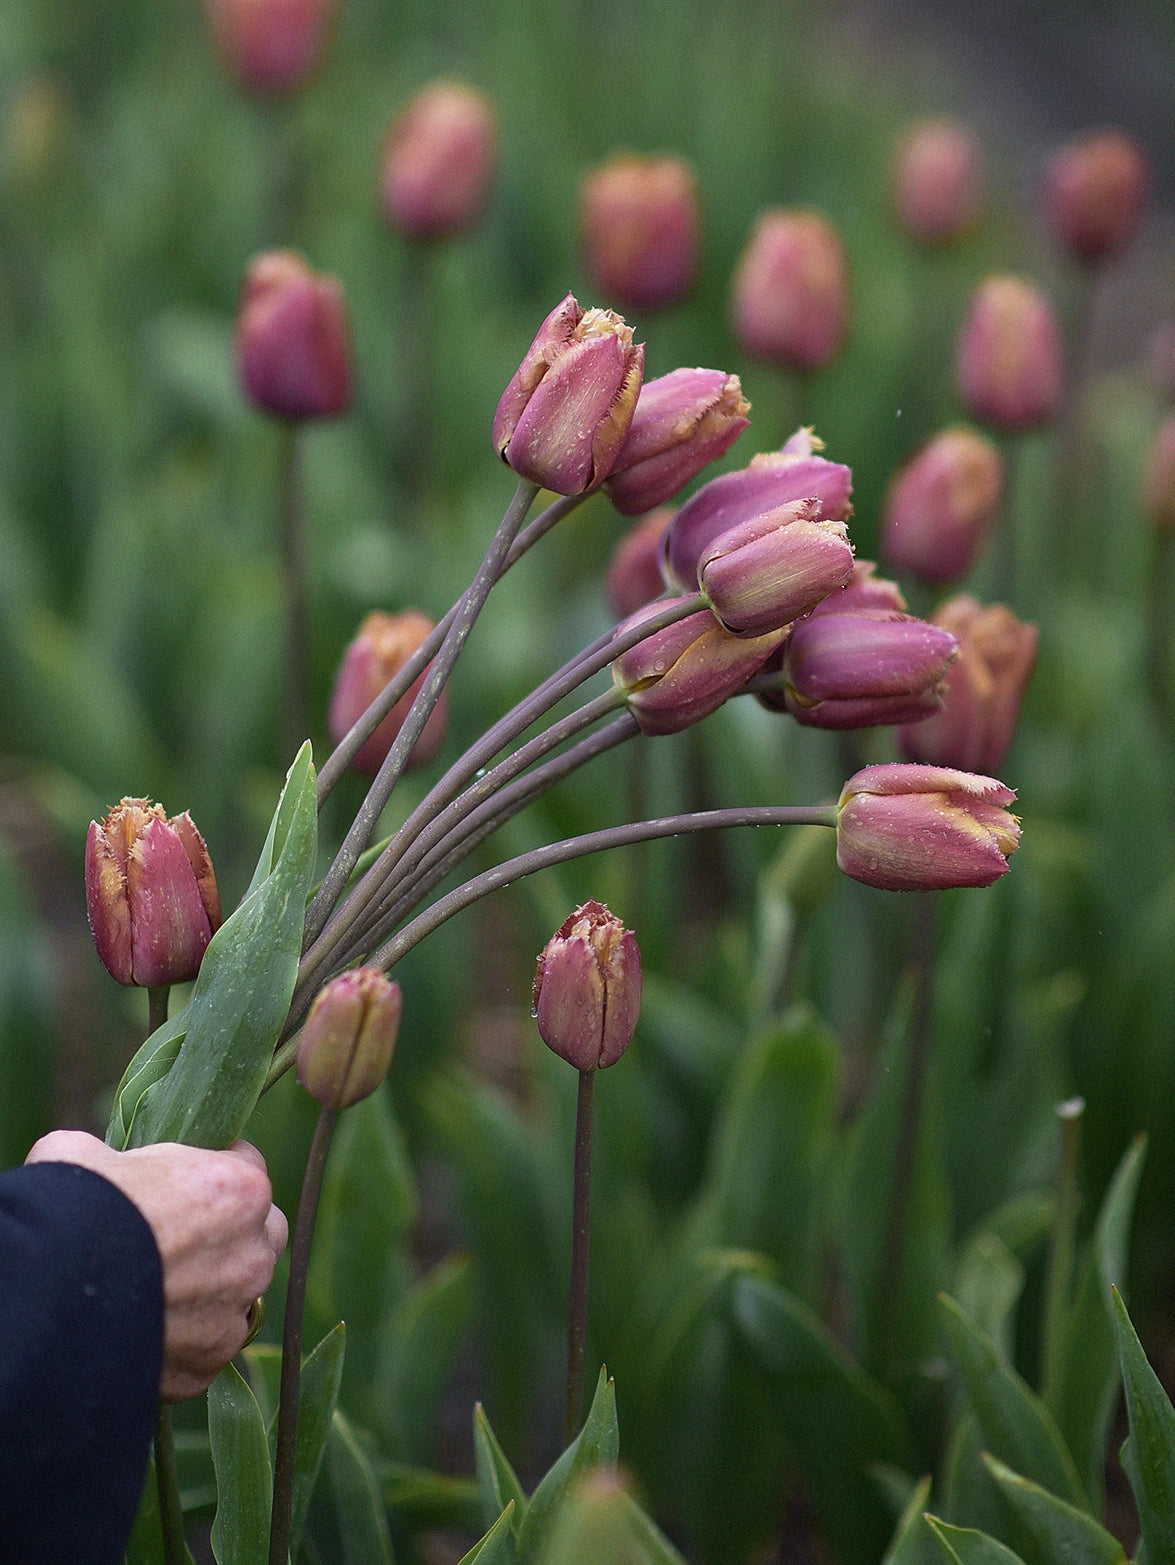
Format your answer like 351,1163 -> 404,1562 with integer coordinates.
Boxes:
980,1454 -> 1127,1565
375,1252 -> 475,1461
208,1362 -> 273,1565
107,742 -> 317,1150
937,1293 -> 1086,1510
1112,1286 -> 1175,1565
881,1474 -> 934,1565
326,1409 -> 396,1564
921,1515 -> 1028,1565
457,1504 -> 517,1565
289,1322 -> 348,1558
474,1402 -> 528,1541
515,1369 -> 620,1560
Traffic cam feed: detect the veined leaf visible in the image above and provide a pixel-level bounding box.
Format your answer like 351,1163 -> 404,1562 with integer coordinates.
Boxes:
208,1363 -> 273,1565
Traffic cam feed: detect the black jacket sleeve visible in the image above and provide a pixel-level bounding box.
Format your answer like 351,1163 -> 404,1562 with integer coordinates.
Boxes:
0,1161 -> 163,1565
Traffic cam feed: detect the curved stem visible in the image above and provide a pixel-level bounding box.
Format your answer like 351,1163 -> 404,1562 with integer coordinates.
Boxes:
304,478 -> 540,946
565,1069 -> 595,1445
268,1103 -> 339,1565
155,1404 -> 188,1565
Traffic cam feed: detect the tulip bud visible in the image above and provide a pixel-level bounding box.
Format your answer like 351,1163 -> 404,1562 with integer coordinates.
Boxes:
699,497 -> 854,636
954,275 -> 1063,432
836,763 -> 1020,891
297,968 -> 401,1110
605,509 -> 672,619
778,609 -> 958,729
814,559 -> 908,616
880,426 -> 1004,583
731,209 -> 848,372
493,294 -> 645,495
328,610 -> 448,775
203,0 -> 338,98
1141,415 -> 1175,534
234,250 -> 351,421
86,800 -> 222,989
898,596 -> 1038,774
603,368 -> 750,516
661,427 -> 853,593
612,599 -> 788,735
890,118 -> 984,245
578,153 -> 700,311
533,901 -> 641,1071
378,80 -> 498,241
1042,128 -> 1149,263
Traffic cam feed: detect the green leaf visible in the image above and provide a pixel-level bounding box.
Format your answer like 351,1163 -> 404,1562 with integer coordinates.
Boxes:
376,1252 -> 475,1461
515,1369 -> 620,1560
980,1454 -> 1127,1565
327,1410 -> 396,1565
882,1474 -> 934,1565
380,1464 -> 482,1535
108,743 -> 317,1150
538,1475 -> 690,1565
474,1402 -> 528,1542
922,1515 -> 1028,1565
289,1322 -> 347,1558
208,1363 -> 273,1565
937,1294 -> 1086,1511
458,1503 -> 517,1565
1112,1287 -> 1175,1565
1045,1137 -> 1146,1507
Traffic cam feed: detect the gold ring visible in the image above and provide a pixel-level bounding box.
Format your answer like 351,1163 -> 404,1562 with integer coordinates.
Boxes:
243,1295 -> 266,1347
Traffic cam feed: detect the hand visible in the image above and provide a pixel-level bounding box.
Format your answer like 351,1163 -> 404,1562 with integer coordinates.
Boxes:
25,1131 -> 289,1401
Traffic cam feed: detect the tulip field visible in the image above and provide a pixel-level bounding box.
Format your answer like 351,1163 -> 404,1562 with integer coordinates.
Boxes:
3,0 -> 1175,1561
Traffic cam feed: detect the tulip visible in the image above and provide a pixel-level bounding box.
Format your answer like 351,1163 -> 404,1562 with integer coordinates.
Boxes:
813,558 -> 908,616
378,80 -> 498,241
698,496 -> 854,636
1141,414 -> 1175,534
234,250 -> 351,421
881,426 -> 1004,583
891,118 -> 984,245
493,294 -> 644,495
661,427 -> 853,592
86,799 -> 222,988
605,509 -> 672,619
203,0 -> 338,98
578,153 -> 700,311
954,275 -> 1062,432
1042,128 -> 1149,263
533,901 -> 641,1071
778,609 -> 958,729
603,368 -> 750,516
297,968 -> 401,1110
328,610 -> 448,775
836,763 -> 1020,891
898,596 -> 1037,774
731,209 -> 848,372
612,599 -> 788,735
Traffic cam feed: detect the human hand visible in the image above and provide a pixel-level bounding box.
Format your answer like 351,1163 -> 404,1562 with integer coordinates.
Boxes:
25,1131 -> 288,1401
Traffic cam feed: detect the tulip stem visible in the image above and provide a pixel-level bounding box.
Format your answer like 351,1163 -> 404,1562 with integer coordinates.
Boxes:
1042,1097 -> 1084,1406
268,1102 -> 339,1565
279,423 -> 310,767
155,1404 -> 188,1565
565,1068 -> 596,1445
304,477 -> 540,947
148,985 -> 170,1035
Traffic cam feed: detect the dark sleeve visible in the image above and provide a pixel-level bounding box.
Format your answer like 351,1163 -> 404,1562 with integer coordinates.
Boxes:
0,1161 -> 163,1565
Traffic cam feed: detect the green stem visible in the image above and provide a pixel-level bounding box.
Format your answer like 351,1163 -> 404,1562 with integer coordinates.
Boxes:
268,1103 -> 339,1565
147,985 -> 170,1035
1042,1096 -> 1084,1403
565,1069 -> 596,1446
279,424 -> 309,765
155,1404 -> 188,1565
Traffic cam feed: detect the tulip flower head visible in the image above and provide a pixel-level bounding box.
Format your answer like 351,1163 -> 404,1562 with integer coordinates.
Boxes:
86,799 -> 222,988
731,209 -> 848,372
534,901 -> 641,1072
954,275 -> 1062,432
1042,128 -> 1150,263
493,294 -> 644,495
235,250 -> 352,421
779,608 -> 958,729
203,0 -> 338,98
578,153 -> 700,311
898,596 -> 1038,774
328,610 -> 448,775
881,426 -> 1004,583
891,118 -> 984,246
698,496 -> 855,637
297,968 -> 402,1110
836,764 -> 1020,891
603,368 -> 750,517
379,80 -> 498,241
606,509 -> 673,619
